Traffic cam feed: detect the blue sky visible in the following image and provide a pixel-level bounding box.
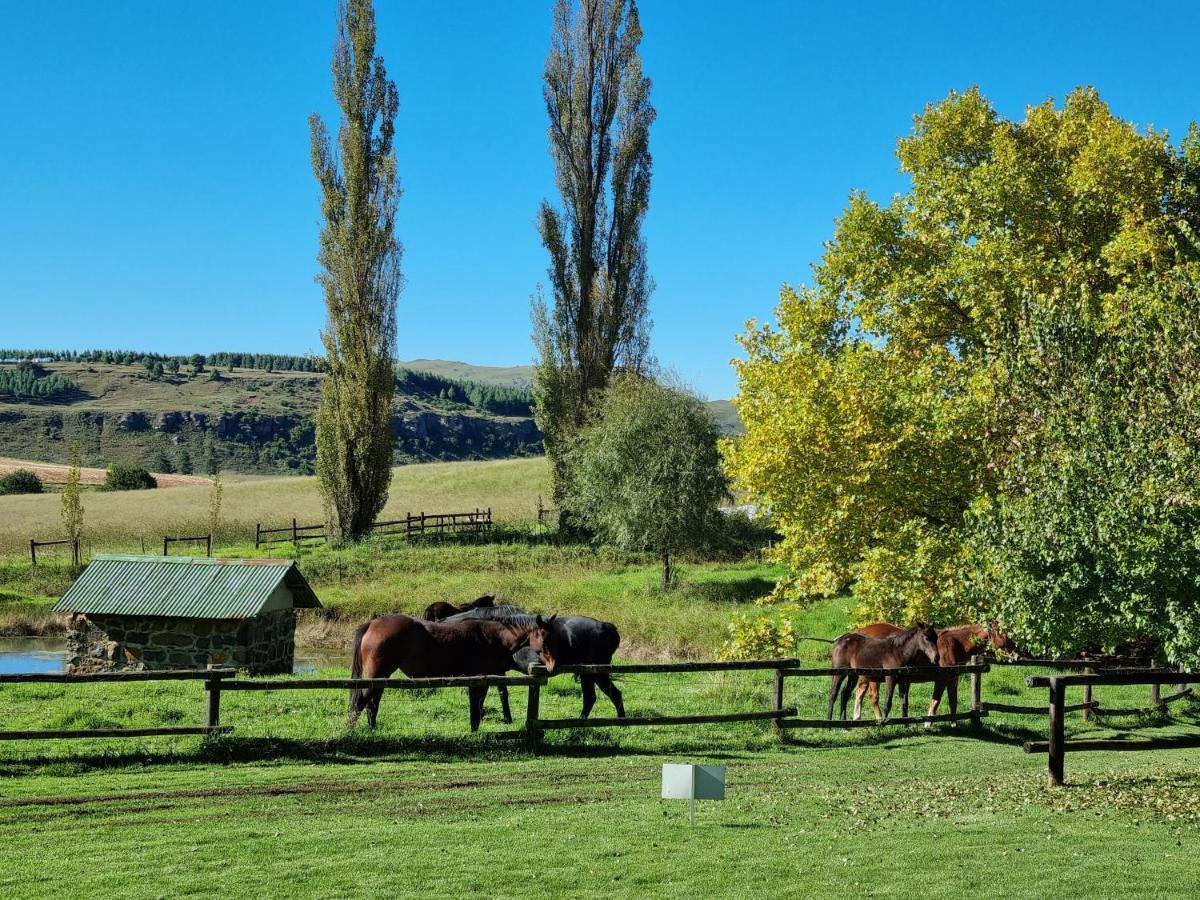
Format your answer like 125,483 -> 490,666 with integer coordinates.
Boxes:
2,1 -> 1198,399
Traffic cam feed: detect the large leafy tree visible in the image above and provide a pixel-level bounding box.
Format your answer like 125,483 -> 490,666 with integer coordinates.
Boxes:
727,87 -> 1200,645
533,0 -> 655,516
566,375 -> 728,587
310,0 -> 401,542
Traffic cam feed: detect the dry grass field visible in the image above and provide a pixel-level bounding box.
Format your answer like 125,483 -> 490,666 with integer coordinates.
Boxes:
0,456 -> 210,488
0,456 -> 549,557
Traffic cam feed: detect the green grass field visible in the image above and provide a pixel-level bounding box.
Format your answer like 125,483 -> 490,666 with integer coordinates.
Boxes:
1,602 -> 1198,898
0,456 -> 550,558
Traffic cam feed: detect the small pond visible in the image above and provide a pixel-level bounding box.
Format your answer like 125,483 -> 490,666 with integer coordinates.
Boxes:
0,637 -> 343,675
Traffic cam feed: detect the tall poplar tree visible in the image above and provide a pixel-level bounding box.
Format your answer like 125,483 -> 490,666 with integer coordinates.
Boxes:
532,0 -> 655,512
310,0 -> 401,542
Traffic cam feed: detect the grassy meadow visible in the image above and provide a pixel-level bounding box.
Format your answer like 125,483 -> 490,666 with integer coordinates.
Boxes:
2,596 -> 1199,898
0,456 -> 550,558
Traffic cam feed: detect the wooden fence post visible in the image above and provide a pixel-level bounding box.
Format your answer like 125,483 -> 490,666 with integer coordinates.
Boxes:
255,523 -> 261,549
29,539 -> 36,567
162,536 -> 169,556
206,673 -> 222,729
73,539 -> 80,569
525,681 -> 542,750
1048,677 -> 1066,787
292,518 -> 298,546
1082,667 -> 1094,721
970,655 -> 982,721
773,667 -> 786,731
207,534 -> 213,558
1151,680 -> 1161,707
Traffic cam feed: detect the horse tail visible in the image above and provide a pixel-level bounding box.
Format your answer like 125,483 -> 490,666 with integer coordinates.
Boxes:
348,619 -> 372,718
795,635 -> 836,643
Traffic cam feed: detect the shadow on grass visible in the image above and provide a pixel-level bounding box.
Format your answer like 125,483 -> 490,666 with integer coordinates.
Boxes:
684,577 -> 777,604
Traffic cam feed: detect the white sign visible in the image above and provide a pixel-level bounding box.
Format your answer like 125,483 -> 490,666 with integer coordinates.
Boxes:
662,764 -> 726,824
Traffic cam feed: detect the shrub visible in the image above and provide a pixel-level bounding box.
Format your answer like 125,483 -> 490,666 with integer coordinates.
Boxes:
0,469 -> 43,495
717,611 -> 796,661
103,463 -> 156,491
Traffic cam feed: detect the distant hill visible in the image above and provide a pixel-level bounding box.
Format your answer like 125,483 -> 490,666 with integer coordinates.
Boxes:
399,359 -> 534,388
0,352 -> 741,475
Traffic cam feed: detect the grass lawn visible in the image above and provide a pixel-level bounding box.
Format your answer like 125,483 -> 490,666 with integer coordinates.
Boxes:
1,600 -> 1199,898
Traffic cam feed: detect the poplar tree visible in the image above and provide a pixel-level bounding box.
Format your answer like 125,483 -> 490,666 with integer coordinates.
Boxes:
532,0 -> 655,513
61,440 -> 83,571
310,0 -> 401,542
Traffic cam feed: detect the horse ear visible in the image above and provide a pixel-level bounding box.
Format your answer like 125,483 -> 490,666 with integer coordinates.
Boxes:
535,614 -> 545,627
548,613 -> 558,624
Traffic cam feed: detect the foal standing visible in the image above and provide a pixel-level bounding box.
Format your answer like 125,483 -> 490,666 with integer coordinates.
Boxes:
827,624 -> 940,721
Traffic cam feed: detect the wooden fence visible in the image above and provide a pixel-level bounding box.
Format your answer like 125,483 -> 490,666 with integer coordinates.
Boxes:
162,534 -> 213,557
29,537 -> 79,568
981,656 -> 1157,720
254,509 -> 493,548
0,669 -> 234,741
1023,669 -> 1200,786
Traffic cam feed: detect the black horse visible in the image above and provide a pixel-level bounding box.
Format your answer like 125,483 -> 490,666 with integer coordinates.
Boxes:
446,605 -> 625,720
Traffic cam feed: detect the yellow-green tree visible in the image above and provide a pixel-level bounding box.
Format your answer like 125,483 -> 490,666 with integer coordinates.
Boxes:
726,87 -> 1199,635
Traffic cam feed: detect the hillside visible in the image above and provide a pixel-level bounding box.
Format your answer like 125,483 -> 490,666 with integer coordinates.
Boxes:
0,360 -> 541,476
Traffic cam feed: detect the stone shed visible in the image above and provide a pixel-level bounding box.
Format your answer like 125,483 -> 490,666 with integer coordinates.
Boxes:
54,554 -> 321,675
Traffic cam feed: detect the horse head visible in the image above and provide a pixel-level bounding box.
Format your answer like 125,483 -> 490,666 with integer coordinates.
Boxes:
987,621 -> 1021,660
472,595 -> 496,609
913,621 -> 940,665
527,614 -> 561,673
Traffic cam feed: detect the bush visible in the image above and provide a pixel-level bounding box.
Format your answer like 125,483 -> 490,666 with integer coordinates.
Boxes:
0,469 -> 43,495
103,463 -> 157,491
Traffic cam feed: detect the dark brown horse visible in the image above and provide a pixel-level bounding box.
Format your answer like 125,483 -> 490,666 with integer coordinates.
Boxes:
422,594 -> 496,622
827,624 -> 940,721
852,622 -> 1019,724
347,613 -> 546,731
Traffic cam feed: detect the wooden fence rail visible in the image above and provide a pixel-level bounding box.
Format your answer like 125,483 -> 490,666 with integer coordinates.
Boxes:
162,534 -> 212,557
29,537 -> 79,568
1023,670 -> 1200,785
254,509 -> 494,548
0,669 -> 235,741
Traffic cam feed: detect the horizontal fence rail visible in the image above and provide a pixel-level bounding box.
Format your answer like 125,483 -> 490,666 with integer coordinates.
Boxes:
255,509 -> 494,548
1023,670 -> 1200,785
0,669 -> 235,742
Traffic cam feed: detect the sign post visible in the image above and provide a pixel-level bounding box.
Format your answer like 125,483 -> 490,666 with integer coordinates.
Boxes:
661,763 -> 726,825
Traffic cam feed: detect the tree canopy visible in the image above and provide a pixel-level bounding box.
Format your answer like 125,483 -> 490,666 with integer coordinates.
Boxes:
726,87 -> 1200,660
566,375 -> 728,587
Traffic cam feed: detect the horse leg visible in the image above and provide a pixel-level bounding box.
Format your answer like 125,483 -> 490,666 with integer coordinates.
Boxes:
580,676 -> 598,718
926,678 -> 945,729
595,675 -> 625,717
900,679 -> 910,718
499,685 -> 513,724
882,676 -> 896,720
468,685 -> 485,732
853,680 -> 869,720
839,674 -> 857,721
828,674 -> 844,720
869,681 -> 883,722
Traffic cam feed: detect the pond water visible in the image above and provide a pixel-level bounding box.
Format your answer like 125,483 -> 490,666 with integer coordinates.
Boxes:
0,637 -> 343,675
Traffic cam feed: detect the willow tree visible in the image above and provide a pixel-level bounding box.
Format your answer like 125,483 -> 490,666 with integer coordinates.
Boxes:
310,0 -> 401,542
532,0 -> 655,512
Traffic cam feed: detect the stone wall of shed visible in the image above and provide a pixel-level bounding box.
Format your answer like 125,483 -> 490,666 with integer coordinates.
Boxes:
65,610 -> 296,675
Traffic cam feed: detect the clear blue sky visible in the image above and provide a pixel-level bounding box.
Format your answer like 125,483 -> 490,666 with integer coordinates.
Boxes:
2,2 -> 1198,398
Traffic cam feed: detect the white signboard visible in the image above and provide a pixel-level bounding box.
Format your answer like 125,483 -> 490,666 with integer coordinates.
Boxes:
662,763 -> 726,823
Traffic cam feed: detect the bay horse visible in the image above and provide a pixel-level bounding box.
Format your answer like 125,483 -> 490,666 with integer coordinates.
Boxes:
827,624 -> 940,721
448,605 -> 625,718
422,594 -> 496,621
852,622 -> 1019,724
347,613 -> 547,731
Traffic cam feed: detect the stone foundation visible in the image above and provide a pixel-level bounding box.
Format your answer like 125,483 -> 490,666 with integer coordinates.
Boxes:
66,610 -> 296,675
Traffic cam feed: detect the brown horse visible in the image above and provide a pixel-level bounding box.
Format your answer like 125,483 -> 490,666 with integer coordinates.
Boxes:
852,622 -> 1019,724
422,595 -> 496,621
347,613 -> 546,731
827,624 -> 940,721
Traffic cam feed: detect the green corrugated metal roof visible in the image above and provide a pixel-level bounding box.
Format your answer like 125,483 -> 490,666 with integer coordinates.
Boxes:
54,555 -> 322,619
